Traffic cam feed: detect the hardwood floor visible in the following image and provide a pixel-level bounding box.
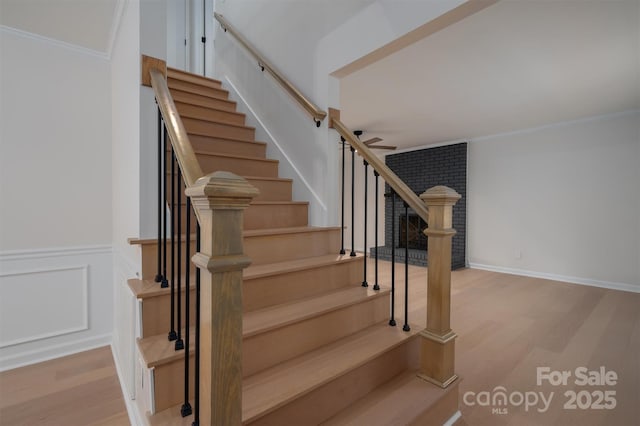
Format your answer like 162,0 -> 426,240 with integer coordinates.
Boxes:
376,260 -> 640,426
0,346 -> 128,426
1,265 -> 637,425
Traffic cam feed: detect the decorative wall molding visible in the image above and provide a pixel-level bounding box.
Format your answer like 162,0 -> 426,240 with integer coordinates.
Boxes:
0,244 -> 112,261
469,263 -> 639,294
0,265 -> 89,348
0,25 -> 110,61
0,245 -> 113,371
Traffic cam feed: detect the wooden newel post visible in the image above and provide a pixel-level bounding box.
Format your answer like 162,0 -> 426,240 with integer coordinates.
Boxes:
418,185 -> 461,388
185,171 -> 259,425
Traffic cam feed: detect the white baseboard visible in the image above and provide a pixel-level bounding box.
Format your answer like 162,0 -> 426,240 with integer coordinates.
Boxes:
468,263 -> 639,294
0,333 -> 112,372
111,343 -> 143,426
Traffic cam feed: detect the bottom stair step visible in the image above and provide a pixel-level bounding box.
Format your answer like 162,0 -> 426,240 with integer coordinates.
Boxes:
146,323 -> 421,426
243,323 -> 420,425
322,372 -> 461,426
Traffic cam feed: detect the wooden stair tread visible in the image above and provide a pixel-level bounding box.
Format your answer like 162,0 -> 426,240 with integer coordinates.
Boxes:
129,252 -> 359,299
128,278 -> 195,299
181,115 -> 255,132
244,253 -> 362,280
243,226 -> 339,237
138,282 -> 387,368
187,132 -> 267,147
243,175 -> 293,183
244,285 -> 389,338
190,150 -> 278,163
322,370 -> 459,426
137,329 -> 194,368
167,67 -> 223,87
170,88 -> 237,108
174,100 -> 244,118
168,79 -> 228,98
128,226 -> 339,246
242,323 -> 420,423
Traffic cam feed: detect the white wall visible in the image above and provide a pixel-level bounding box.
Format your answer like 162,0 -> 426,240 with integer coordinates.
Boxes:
214,0 -> 466,227
111,0 -> 141,404
139,0 -> 168,238
468,111 -> 640,291
0,27 -> 114,369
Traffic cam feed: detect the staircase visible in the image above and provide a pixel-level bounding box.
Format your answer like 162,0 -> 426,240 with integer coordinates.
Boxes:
128,67 -> 459,425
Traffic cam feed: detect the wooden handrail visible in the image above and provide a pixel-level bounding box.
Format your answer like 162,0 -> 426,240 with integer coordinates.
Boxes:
149,68 -> 204,188
330,116 -> 429,225
214,12 -> 327,126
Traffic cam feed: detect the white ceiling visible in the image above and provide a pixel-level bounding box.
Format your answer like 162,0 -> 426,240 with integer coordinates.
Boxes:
0,0 -> 120,54
340,0 -> 640,151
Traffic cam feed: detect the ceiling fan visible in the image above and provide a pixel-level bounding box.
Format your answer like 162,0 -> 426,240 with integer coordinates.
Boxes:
340,130 -> 396,151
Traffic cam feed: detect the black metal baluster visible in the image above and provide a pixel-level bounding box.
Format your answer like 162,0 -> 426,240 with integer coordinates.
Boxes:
373,171 -> 380,291
350,145 -> 356,257
340,137 -> 346,255
192,223 -> 201,426
181,197 -> 192,417
168,152 -> 177,341
389,190 -> 396,327
155,108 -> 162,283
161,125 -> 168,288
175,172 -> 184,351
362,160 -> 369,287
403,202 -> 411,332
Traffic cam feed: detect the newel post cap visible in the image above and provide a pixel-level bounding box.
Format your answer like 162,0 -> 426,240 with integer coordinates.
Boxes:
420,186 -> 461,206
185,171 -> 260,203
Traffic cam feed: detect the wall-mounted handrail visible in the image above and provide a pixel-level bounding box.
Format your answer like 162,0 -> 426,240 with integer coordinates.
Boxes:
330,116 -> 429,225
149,68 -> 204,188
214,12 -> 327,126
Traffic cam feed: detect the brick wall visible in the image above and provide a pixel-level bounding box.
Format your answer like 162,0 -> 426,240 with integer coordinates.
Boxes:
383,142 -> 467,269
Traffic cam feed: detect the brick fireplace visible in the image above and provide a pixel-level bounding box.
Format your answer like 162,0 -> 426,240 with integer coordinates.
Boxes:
372,142 -> 467,269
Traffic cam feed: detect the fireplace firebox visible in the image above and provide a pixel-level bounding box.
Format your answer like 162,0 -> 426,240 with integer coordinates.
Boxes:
399,214 -> 427,250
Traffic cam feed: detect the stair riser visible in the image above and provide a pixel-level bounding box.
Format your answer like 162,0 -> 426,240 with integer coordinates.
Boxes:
138,229 -> 341,280
167,78 -> 228,99
140,288 -> 196,338
166,202 -> 305,234
195,154 -> 278,178
167,69 -> 223,89
244,294 -> 389,377
182,117 -> 255,140
245,229 -> 341,265
408,381 -> 460,426
171,89 -> 236,112
244,203 -> 308,230
246,179 -> 292,202
247,337 -> 420,425
244,259 -> 363,311
153,355 -> 195,413
166,176 -> 291,203
175,101 -> 246,126
188,134 -> 266,158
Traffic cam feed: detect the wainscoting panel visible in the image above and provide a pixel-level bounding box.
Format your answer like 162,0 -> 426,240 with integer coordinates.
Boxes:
0,245 -> 113,371
0,265 -> 88,348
